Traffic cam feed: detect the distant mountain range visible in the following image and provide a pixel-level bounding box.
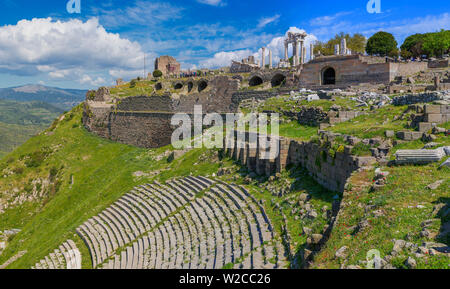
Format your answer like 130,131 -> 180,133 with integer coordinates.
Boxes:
0,84 -> 87,110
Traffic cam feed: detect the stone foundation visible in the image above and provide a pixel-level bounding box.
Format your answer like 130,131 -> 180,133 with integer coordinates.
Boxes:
224,131 -> 376,192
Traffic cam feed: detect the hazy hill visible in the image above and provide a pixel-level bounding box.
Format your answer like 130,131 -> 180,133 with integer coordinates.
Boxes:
0,84 -> 86,110
0,99 -> 64,158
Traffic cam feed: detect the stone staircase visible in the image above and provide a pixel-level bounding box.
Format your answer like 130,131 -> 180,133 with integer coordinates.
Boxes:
32,176 -> 286,269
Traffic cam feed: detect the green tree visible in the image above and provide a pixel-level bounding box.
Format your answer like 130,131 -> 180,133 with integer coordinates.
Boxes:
347,33 -> 367,54
313,33 -> 367,56
153,70 -> 163,78
401,33 -> 427,58
422,30 -> 450,58
366,31 -> 398,56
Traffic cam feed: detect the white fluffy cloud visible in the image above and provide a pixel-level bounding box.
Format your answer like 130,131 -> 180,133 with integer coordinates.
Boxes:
0,17 -> 145,84
199,27 -> 318,68
199,49 -> 254,68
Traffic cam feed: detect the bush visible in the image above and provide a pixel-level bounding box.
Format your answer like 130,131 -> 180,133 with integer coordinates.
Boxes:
130,79 -> 137,88
153,70 -> 163,78
351,142 -> 372,156
13,167 -> 24,175
25,151 -> 46,168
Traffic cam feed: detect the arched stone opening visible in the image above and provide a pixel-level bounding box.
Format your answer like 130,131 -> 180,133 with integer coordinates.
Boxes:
188,82 -> 194,93
155,83 -> 162,90
322,67 -> 336,85
249,76 -> 263,87
174,83 -> 183,90
198,81 -> 208,92
271,74 -> 286,87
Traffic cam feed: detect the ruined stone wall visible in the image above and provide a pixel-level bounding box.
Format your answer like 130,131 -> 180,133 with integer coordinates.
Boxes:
225,131 -> 375,192
108,112 -> 174,148
230,89 -> 293,111
173,76 -> 240,113
389,62 -> 428,81
299,55 -> 392,86
116,95 -> 173,111
428,59 -> 449,68
392,91 -> 446,105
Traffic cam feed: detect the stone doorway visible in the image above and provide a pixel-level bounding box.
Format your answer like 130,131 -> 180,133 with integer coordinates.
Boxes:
322,67 -> 336,85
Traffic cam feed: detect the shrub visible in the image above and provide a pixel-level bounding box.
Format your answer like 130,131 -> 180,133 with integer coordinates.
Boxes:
351,142 -> 372,156
130,79 -> 137,88
25,151 -> 46,168
153,70 -> 163,78
13,167 -> 24,175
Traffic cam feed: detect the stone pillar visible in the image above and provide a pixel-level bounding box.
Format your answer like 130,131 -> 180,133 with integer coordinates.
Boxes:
294,42 -> 300,66
261,47 -> 266,68
302,45 -> 306,64
284,42 -> 289,60
269,50 -> 273,69
340,38 -> 347,55
334,44 -> 340,55
434,75 -> 440,89
310,43 -> 314,60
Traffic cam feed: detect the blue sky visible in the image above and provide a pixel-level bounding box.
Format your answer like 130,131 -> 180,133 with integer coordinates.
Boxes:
0,0 -> 448,89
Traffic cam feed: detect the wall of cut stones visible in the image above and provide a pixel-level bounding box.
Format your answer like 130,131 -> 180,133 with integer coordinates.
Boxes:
392,91 -> 448,105
224,131 -> 375,192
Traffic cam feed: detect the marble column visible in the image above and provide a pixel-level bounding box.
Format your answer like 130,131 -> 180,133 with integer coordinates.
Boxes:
293,42 -> 298,66
334,44 -> 340,55
269,50 -> 272,69
341,38 -> 347,55
284,42 -> 289,60
261,47 -> 266,68
301,42 -> 306,64
310,43 -> 314,60
300,41 -> 305,64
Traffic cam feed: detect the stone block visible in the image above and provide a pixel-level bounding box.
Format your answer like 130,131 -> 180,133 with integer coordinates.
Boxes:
441,105 -> 450,114
424,105 -> 441,114
411,132 -> 423,140
425,114 -> 442,123
397,131 -> 412,140
418,122 -> 432,132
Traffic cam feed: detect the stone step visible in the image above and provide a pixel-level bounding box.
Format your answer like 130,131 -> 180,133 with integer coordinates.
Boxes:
197,197 -> 226,269
113,201 -> 145,236
99,210 -> 131,245
122,194 -> 155,230
92,216 -> 119,252
204,193 -> 235,266
76,225 -> 99,267
130,191 -> 165,223
105,206 -> 137,241
88,218 -> 114,257
185,204 -> 207,269
170,180 -> 196,197
209,187 -> 249,258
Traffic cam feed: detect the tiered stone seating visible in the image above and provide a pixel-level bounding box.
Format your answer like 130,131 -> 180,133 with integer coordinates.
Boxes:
35,177 -> 286,269
32,240 -> 81,269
